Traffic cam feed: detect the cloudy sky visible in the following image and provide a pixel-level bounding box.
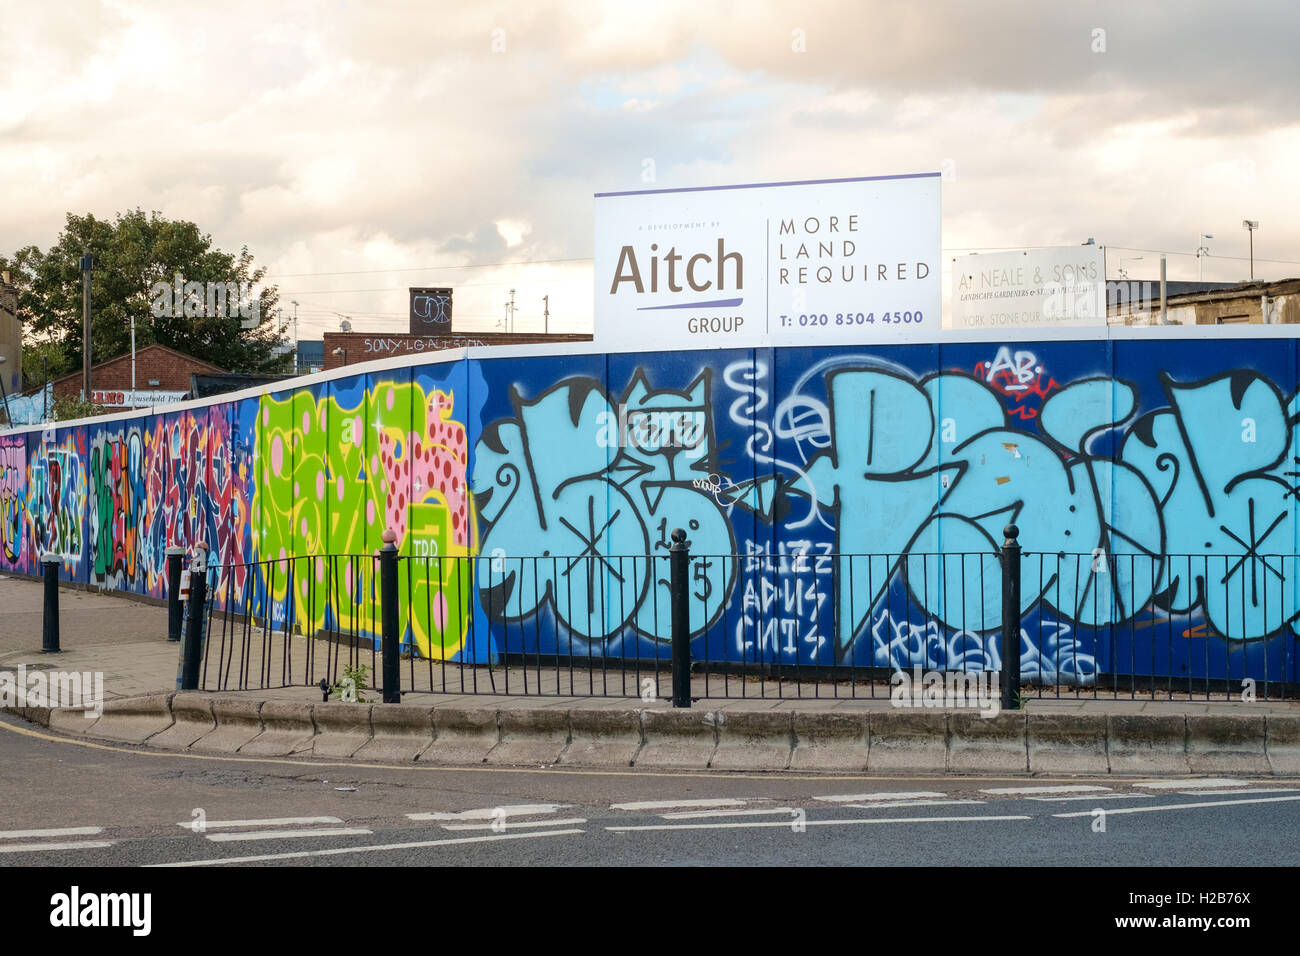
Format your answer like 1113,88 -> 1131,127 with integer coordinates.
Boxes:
3,0 -> 1297,338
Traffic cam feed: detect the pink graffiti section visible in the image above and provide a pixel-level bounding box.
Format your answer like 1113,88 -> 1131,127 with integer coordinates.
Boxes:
0,435 -> 25,567
377,389 -> 469,548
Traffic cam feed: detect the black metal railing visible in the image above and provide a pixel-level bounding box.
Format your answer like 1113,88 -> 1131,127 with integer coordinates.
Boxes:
170,526 -> 1300,704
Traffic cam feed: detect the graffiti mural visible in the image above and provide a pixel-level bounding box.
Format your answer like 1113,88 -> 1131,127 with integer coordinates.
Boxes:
89,427 -> 147,589
251,377 -> 474,658
472,368 -> 783,648
0,434 -> 25,570
25,430 -> 87,575
0,336 -> 1297,688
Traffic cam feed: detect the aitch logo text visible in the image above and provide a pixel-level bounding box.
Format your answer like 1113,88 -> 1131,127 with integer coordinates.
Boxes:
608,239 -> 742,295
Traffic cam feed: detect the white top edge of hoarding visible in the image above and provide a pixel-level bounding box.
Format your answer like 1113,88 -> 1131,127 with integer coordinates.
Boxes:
2,324 -> 1297,438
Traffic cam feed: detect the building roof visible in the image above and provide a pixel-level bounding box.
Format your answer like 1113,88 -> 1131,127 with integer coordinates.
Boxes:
1108,277 -> 1300,308
191,371 -> 296,398
50,343 -> 226,386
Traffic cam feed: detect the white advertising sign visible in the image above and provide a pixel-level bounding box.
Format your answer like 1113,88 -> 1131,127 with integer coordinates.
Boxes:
949,246 -> 1106,329
593,174 -> 941,351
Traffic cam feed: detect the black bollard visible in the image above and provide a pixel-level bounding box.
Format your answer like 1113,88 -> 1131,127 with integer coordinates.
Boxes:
379,530 -> 400,704
1000,524 -> 1022,711
669,528 -> 691,708
166,547 -> 185,643
179,546 -> 210,691
41,554 -> 60,654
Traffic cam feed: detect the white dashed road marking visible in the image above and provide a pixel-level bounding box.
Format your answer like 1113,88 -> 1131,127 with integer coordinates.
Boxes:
0,841 -> 114,854
150,828 -> 586,866
607,815 -> 1031,833
205,828 -> 373,843
1026,793 -> 1156,802
980,785 -> 1110,795
841,800 -> 985,810
1177,787 -> 1300,797
441,818 -> 588,831
1054,794 -> 1300,817
815,792 -> 946,803
0,826 -> 103,839
661,807 -> 798,820
1134,779 -> 1249,790
176,816 -> 343,830
610,798 -> 752,812
408,804 -> 569,821
0,826 -> 112,853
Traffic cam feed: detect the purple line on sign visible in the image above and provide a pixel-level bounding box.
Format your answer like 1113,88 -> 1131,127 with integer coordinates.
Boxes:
636,298 -> 743,311
595,172 -> 940,198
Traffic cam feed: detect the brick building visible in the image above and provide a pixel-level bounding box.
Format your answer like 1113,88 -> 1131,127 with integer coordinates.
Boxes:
51,343 -> 226,409
321,330 -> 593,370
1109,277 -> 1300,326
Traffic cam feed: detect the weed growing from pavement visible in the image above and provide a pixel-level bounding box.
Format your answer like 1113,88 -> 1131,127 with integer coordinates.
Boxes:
331,664 -> 372,703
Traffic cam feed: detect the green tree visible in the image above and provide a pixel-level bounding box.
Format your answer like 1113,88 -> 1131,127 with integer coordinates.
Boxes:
2,210 -> 292,377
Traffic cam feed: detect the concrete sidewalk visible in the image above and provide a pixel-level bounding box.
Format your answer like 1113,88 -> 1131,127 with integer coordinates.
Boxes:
3,573 -> 1299,775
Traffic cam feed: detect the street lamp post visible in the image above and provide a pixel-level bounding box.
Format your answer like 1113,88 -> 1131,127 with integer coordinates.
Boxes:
80,249 -> 94,401
1196,233 -> 1214,282
130,310 -> 136,407
1242,220 -> 1259,280
291,300 -> 299,372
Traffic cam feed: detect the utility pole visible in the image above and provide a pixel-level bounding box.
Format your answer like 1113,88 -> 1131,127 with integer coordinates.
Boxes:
291,300 -> 300,372
1196,233 -> 1213,282
504,288 -> 516,333
543,294 -> 549,334
1242,220 -> 1259,280
80,249 -> 94,402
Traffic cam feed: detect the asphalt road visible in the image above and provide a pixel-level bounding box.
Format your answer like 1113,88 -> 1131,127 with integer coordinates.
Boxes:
1,712 -> 1297,867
